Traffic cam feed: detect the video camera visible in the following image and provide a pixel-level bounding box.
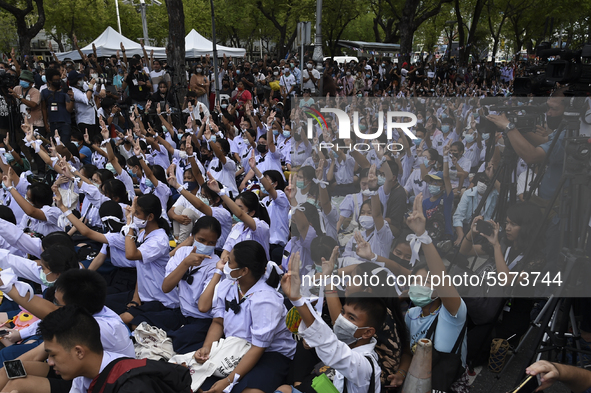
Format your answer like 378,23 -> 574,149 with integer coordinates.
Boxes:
514,42 -> 591,96
0,70 -> 17,89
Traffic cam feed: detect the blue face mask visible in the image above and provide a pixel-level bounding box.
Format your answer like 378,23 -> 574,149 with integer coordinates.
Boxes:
283,131 -> 291,138
463,133 -> 475,143
272,129 -> 279,136
145,179 -> 154,189
41,75 -> 47,83
193,239 -> 215,256
441,113 -> 448,119
19,80 -> 30,89
413,138 -> 422,146
232,214 -> 241,223
409,285 -> 435,307
72,141 -> 80,147
428,184 -> 441,195
441,125 -> 450,134
185,181 -> 198,191
422,157 -> 430,167
481,133 -> 490,141
221,104 -> 228,109
127,169 -> 137,178
40,270 -> 56,287
359,124 -> 367,131
4,153 -> 13,162
296,180 -> 305,189
106,163 -> 117,175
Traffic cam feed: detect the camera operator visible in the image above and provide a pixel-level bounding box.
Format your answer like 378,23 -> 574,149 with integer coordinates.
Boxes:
526,360 -> 591,393
122,58 -> 151,108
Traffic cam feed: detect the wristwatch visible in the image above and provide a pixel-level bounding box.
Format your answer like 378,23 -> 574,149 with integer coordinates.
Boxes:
505,122 -> 516,132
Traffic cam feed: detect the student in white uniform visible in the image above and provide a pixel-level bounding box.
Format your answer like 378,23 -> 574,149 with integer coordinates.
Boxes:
448,142 -> 471,193
0,207 -> 26,258
53,195 -> 139,296
0,221 -> 73,261
194,240 -> 296,393
208,176 -> 272,261
105,141 -> 137,202
249,153 -> 290,263
281,202 -> 323,276
279,253 -> 384,393
167,177 -> 233,253
404,148 -> 439,202
4,181 -> 62,236
0,165 -> 28,225
161,216 -> 224,353
204,127 -> 239,197
118,194 -> 180,328
136,154 -> 171,219
168,169 -> 203,242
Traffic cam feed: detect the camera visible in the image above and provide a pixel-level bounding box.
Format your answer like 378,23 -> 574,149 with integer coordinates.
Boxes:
0,70 -> 16,89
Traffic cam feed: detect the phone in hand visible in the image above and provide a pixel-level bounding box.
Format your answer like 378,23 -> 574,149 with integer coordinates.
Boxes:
4,359 -> 27,379
476,220 -> 494,237
508,374 -> 540,393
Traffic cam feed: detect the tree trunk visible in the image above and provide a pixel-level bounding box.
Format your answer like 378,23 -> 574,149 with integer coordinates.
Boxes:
0,0 -> 45,57
165,0 -> 187,104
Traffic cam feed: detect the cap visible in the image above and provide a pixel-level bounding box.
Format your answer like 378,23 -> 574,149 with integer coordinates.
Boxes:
402,62 -> 408,68
424,171 -> 444,181
67,70 -> 83,82
19,70 -> 34,83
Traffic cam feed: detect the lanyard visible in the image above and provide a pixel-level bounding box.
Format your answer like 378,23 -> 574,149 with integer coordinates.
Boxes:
505,246 -> 523,271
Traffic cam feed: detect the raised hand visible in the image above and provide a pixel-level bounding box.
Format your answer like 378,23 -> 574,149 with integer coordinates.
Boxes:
280,251 -> 302,301
354,231 -> 374,260
367,164 -> 378,189
133,138 -> 142,156
167,174 -> 180,189
248,149 -> 256,170
206,171 -> 220,193
405,193 -> 426,236
321,246 -> 339,275
285,173 -> 295,200
185,139 -> 194,156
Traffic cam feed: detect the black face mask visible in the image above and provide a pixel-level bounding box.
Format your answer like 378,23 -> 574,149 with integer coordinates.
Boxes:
389,253 -> 409,266
293,133 -> 302,142
257,144 -> 267,154
546,114 -> 563,130
51,81 -> 61,88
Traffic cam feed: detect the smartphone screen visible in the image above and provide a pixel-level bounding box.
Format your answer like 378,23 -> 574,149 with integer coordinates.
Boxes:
4,360 -> 27,379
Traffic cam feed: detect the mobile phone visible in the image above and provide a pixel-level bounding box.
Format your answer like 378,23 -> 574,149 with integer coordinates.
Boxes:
4,359 -> 27,379
508,374 -> 540,393
0,330 -> 9,337
476,220 -> 494,237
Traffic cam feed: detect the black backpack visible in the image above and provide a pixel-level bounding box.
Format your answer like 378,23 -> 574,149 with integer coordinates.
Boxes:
88,357 -> 192,393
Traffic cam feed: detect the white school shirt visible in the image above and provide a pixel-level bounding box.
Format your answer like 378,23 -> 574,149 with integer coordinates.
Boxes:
116,170 -> 136,202
0,249 -> 45,286
0,175 -> 28,224
142,180 -> 172,220
342,222 -> 394,260
463,142 -> 481,168
207,156 -> 238,196
79,196 -> 101,227
334,154 -> 356,185
0,218 -> 44,258
165,246 -> 220,319
18,205 -> 63,236
262,190 -> 290,246
0,236 -> 26,258
69,351 -> 124,393
211,206 -> 232,249
299,307 -> 381,393
72,87 -> 96,125
255,150 -> 284,179
292,141 -> 312,167
223,218 -> 270,260
449,156 -> 471,189
136,228 -> 179,308
148,144 -> 171,170
432,131 -> 458,156
94,306 -> 136,357
104,232 -> 140,268
213,278 -> 296,358
404,167 -> 436,198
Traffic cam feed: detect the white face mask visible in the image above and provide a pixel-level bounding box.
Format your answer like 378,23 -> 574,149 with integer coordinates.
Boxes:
333,314 -> 369,345
476,181 -> 487,195
133,216 -> 148,229
223,263 -> 242,281
358,215 -> 374,230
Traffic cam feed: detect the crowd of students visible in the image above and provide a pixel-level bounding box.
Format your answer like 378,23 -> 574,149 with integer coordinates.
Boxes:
0,48 -> 588,393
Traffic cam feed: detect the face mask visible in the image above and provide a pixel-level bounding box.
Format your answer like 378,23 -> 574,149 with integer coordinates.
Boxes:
92,181 -> 101,189
4,153 -> 13,162
272,129 -> 279,136
357,94 -> 363,98
185,181 -> 198,191
145,179 -> 154,189
196,68 -> 202,73
476,181 -> 487,195
377,175 -> 386,186
236,70 -> 241,75
40,270 -> 56,287
209,135 -> 217,143
546,115 -> 563,130
193,239 -> 215,256
41,75 -> 46,83
19,80 -> 30,89
307,64 -> 313,69
296,180 -> 306,189
106,163 -> 117,175
413,138 -> 422,146
91,73 -> 99,79
238,86 -> 244,91
293,133 -> 302,142
51,81 -> 61,88
223,263 -> 243,281
441,113 -> 448,119
390,253 -> 408,266
428,184 -> 441,195
441,125 -> 450,134
133,216 -> 148,229
346,72 -> 351,76
333,314 -> 369,345
283,131 -> 291,138
232,214 -> 241,222
77,80 -> 84,88
127,169 -> 137,178
481,133 -> 490,141
256,144 -> 267,154
417,119 -> 424,124
366,74 -> 371,79
422,157 -> 430,167
409,285 -> 435,307
463,133 -> 475,143
72,141 -> 79,147
382,63 -> 386,67
273,71 -> 279,76
358,216 -> 374,230
221,104 -> 228,109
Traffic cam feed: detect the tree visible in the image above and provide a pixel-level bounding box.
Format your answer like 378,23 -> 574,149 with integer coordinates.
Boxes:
165,0 -> 186,104
0,0 -> 45,57
323,0 -> 367,57
454,0 -> 487,65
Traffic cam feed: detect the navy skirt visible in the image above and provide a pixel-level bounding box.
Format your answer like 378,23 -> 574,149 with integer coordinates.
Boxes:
200,351 -> 292,393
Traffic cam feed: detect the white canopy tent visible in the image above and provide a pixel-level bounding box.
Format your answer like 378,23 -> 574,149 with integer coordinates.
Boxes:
185,29 -> 245,58
55,26 -> 166,61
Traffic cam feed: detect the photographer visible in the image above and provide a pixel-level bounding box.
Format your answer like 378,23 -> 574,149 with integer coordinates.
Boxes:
526,360 -> 591,392
122,58 -> 151,108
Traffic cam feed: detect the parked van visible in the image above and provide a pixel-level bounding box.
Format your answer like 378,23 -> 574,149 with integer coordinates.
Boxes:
323,56 -> 359,64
